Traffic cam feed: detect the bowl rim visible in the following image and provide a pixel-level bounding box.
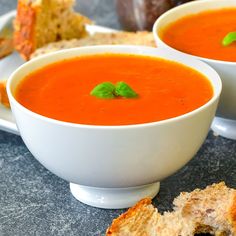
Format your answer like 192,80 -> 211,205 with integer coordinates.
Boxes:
153,0 -> 236,66
7,45 -> 222,130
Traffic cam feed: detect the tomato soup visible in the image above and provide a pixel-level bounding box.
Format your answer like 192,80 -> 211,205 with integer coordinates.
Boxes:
161,8 -> 236,62
15,54 -> 213,125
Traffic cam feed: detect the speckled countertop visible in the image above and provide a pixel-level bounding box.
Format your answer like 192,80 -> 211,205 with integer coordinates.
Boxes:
0,1 -> 235,235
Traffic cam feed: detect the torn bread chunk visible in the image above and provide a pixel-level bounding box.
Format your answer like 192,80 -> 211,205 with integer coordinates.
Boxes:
0,80 -> 10,108
106,182 -> 236,236
14,0 -> 91,60
30,31 -> 156,59
0,38 -> 14,58
173,182 -> 236,235
106,199 -> 197,236
106,198 -> 161,236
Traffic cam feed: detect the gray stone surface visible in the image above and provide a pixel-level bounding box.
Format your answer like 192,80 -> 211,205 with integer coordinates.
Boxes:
1,131 -> 236,236
0,0 -> 236,235
0,0 -> 17,15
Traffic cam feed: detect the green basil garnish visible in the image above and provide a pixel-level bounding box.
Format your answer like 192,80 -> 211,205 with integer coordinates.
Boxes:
90,82 -> 116,99
115,81 -> 138,98
222,32 -> 236,46
90,81 -> 138,99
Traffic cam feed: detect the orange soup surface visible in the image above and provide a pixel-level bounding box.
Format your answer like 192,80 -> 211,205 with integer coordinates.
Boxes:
161,8 -> 236,62
15,54 -> 213,125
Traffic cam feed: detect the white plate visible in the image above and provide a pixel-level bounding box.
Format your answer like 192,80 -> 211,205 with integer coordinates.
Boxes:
0,10 -> 115,135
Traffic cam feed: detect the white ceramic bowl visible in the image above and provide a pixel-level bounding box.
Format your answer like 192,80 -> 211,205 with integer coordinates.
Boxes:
153,0 -> 236,139
7,46 -> 221,209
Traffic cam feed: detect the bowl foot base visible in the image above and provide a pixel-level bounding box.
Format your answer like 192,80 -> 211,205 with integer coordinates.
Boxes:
70,182 -> 160,209
211,117 -> 236,140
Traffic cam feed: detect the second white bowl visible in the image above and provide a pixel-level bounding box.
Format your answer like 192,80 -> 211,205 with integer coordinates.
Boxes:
153,0 -> 236,139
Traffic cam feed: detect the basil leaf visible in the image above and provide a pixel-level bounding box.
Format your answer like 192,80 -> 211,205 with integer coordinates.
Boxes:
115,81 -> 138,98
222,32 -> 236,46
90,82 -> 116,99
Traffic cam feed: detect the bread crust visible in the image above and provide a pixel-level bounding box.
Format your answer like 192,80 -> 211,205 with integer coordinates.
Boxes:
30,31 -> 156,59
229,193 -> 236,233
106,198 -> 155,235
14,0 -> 37,60
0,38 -> 14,58
0,80 -> 10,108
106,182 -> 236,236
14,0 -> 90,60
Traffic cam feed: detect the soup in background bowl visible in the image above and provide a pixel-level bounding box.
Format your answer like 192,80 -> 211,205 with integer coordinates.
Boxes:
153,0 -> 236,140
7,46 -> 221,209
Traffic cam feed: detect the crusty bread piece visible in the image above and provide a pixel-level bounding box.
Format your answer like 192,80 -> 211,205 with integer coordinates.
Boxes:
0,20 -> 14,58
106,182 -> 236,236
106,198 -> 161,236
0,80 -> 10,107
30,31 -> 156,59
106,198 -> 197,236
106,198 -> 198,236
174,182 -> 236,235
14,0 -> 91,60
0,38 -> 14,59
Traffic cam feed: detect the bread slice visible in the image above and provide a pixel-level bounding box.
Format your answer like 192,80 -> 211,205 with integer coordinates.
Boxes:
0,80 -> 10,107
14,0 -> 91,60
174,182 -> 236,235
30,31 -> 156,59
106,182 -> 236,235
0,38 -> 14,59
0,18 -> 14,58
106,198 -> 161,236
106,198 -> 197,236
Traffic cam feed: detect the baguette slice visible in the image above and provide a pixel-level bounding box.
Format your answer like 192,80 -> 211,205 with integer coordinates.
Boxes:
30,31 -> 156,59
14,0 -> 91,60
106,182 -> 236,236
